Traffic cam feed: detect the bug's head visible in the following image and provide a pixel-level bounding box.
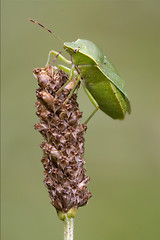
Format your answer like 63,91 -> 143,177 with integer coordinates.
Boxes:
64,41 -> 80,54
64,39 -> 105,65
64,40 -> 85,65
64,39 -> 97,65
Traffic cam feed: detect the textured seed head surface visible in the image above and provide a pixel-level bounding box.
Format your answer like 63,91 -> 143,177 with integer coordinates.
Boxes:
34,66 -> 91,212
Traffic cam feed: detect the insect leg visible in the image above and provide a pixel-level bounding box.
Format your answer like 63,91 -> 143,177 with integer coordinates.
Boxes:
56,66 -> 75,95
58,65 -> 72,74
83,84 -> 99,124
64,75 -> 81,105
46,50 -> 72,66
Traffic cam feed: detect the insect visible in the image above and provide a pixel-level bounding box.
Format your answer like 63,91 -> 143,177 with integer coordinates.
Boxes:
29,19 -> 131,123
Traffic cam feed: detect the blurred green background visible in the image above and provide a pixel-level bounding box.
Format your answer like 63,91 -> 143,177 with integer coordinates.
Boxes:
2,0 -> 160,239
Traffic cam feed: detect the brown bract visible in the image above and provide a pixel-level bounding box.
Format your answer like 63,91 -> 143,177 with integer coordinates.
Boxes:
34,66 -> 91,212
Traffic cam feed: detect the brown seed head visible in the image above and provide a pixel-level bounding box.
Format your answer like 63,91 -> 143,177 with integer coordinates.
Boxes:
34,65 -> 91,213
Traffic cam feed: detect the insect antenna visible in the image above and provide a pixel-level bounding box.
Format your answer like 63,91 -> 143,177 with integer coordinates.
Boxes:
28,18 -> 64,43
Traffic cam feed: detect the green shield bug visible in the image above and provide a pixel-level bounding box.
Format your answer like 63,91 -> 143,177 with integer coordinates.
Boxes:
29,19 -> 131,123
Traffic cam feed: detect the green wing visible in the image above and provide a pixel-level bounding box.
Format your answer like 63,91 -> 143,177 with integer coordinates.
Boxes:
72,40 -> 131,113
98,56 -> 131,114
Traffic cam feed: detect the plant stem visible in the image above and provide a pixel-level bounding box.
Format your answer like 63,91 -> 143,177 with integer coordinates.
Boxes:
64,215 -> 74,240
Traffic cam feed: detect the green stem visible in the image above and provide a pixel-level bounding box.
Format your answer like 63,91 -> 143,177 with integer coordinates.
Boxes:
64,215 -> 74,240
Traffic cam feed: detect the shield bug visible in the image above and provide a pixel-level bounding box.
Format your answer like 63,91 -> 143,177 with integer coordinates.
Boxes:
29,19 -> 131,123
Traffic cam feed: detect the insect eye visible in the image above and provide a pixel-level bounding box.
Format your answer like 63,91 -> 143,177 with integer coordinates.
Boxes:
73,47 -> 80,53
